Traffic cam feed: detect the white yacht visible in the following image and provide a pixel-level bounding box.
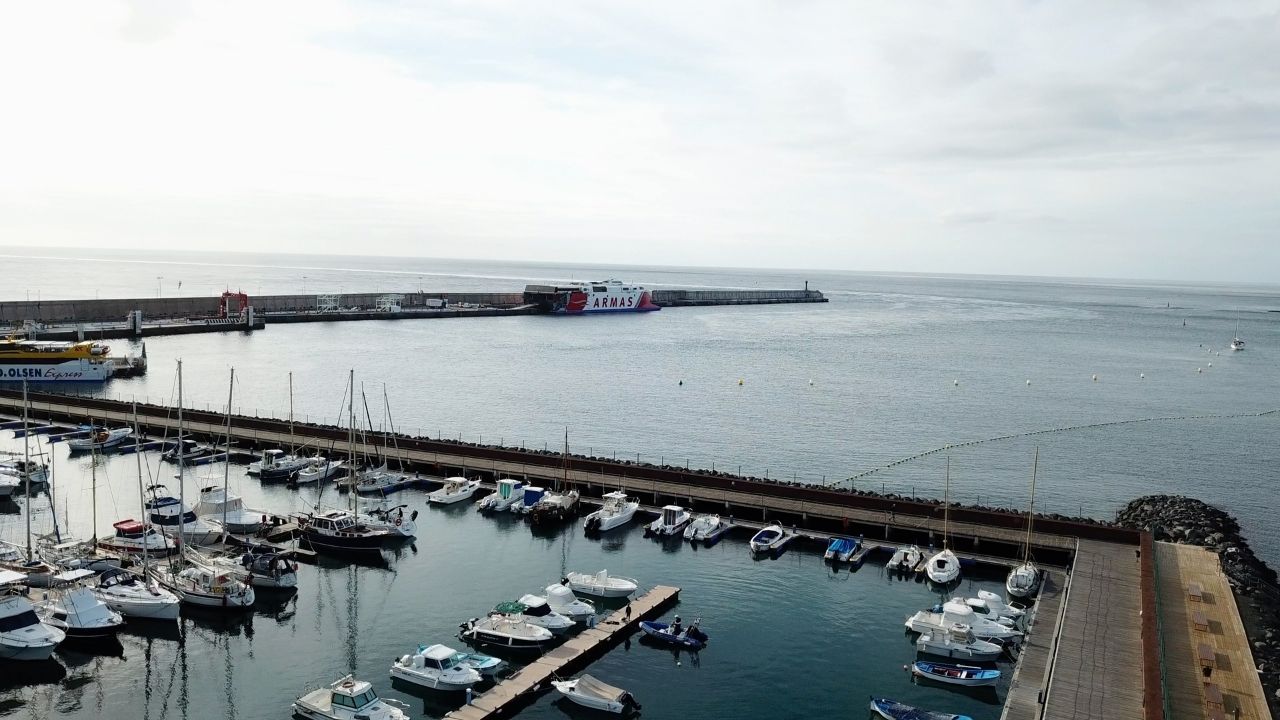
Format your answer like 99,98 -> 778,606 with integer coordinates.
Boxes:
293,675 -> 409,720
145,489 -> 222,546
389,643 -> 483,691
36,573 -> 125,638
91,567 -> 180,621
916,623 -> 1005,661
563,570 -> 638,599
495,595 -> 575,635
544,583 -> 596,623
65,426 -> 132,451
427,477 -> 481,505
583,491 -> 639,534
0,570 -> 65,661
354,465 -> 417,495
906,599 -> 1022,642
195,486 -> 265,535
150,558 -> 255,609
459,613 -> 553,651
478,479 -> 525,513
551,674 -> 640,715
646,505 -> 691,536
200,551 -> 300,590
295,457 -> 345,484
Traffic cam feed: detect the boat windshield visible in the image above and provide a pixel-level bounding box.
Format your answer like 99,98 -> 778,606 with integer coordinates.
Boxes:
0,609 -> 40,631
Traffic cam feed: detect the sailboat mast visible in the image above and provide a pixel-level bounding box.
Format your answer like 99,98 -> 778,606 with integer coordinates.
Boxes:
288,371 -> 295,455
943,457 -> 950,550
223,367 -> 234,541
49,442 -> 60,543
562,428 -> 569,491
348,369 -> 356,513
176,359 -> 185,559
91,441 -> 98,545
22,381 -> 30,557
1025,449 -> 1038,562
134,402 -> 149,570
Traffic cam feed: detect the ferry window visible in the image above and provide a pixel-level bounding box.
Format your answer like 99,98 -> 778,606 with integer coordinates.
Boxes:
594,286 -> 607,292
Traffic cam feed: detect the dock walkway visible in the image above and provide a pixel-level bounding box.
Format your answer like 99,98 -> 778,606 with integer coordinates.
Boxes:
444,585 -> 680,720
1000,569 -> 1066,720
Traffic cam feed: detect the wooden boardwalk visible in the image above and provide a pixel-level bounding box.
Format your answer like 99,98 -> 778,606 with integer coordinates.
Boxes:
1040,539 -> 1146,720
1000,569 -> 1067,720
1156,542 -> 1272,720
444,585 -> 680,720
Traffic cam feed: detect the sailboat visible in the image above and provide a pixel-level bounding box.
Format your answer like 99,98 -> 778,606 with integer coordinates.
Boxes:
1006,450 -> 1042,599
0,382 -> 57,587
528,429 -> 579,525
247,373 -> 311,480
1231,315 -> 1246,351
925,459 -> 961,585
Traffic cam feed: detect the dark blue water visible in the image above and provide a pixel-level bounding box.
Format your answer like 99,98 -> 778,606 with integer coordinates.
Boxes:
0,248 -> 1276,719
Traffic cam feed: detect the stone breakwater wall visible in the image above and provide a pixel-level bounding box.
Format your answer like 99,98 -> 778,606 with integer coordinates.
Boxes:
1116,494 -> 1280,710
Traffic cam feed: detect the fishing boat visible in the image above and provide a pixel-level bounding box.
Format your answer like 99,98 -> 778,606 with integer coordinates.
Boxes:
910,660 -> 1000,687
97,519 -> 178,557
906,599 -> 1023,643
748,524 -> 788,554
161,437 -> 213,464
248,448 -> 309,481
544,583 -> 596,623
583,490 -> 638,534
65,426 -> 133,451
478,478 -> 525,513
869,697 -> 973,720
390,643 -> 483,691
645,505 -> 691,536
358,502 -> 417,538
195,486 -> 265,534
551,674 -> 641,715
0,570 -> 65,661
35,571 -> 125,639
528,488 -> 580,524
916,623 -> 1004,661
495,595 -> 576,635
459,613 -> 553,651
639,615 -> 708,650
427,477 -> 482,505
292,675 -> 409,720
145,488 -> 222,546
926,460 -> 961,585
91,567 -> 180,621
1007,450 -> 1042,598
563,570 -> 638,598
297,510 -> 394,553
294,457 -> 345,484
889,545 -> 924,572
683,514 -> 732,545
524,279 -> 661,314
825,536 -> 858,563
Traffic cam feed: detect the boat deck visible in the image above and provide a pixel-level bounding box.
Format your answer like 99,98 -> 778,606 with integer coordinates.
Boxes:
444,585 -> 680,720
1156,541 -> 1271,720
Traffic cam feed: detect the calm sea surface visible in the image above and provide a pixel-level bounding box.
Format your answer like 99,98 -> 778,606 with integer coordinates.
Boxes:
0,247 -> 1277,719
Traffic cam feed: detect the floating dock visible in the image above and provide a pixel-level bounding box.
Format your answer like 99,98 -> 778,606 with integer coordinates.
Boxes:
445,585 -> 680,720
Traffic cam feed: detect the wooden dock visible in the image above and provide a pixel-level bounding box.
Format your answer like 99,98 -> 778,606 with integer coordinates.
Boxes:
444,585 -> 680,720
1000,568 -> 1066,720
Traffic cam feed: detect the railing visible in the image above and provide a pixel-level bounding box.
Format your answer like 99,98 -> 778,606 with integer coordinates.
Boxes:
1147,531 -> 1172,720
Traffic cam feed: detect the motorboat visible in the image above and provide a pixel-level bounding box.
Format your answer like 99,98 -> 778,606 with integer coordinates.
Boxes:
296,510 -> 394,554
870,697 -> 972,720
916,623 -> 1004,661
683,514 -> 732,545
825,536 -> 858,563
459,613 -> 553,651
146,491 -> 222,546
644,505 -> 691,537
293,675 -> 409,720
495,595 -> 575,635
150,559 -> 256,609
583,491 -> 638,534
551,674 -> 640,715
0,570 -> 65,661
888,545 -> 924,572
428,477 -> 482,505
294,457 -> 345,484
971,590 -> 1026,621
925,548 -> 961,585
355,466 -> 417,495
161,437 -> 213,463
453,650 -> 505,676
96,519 -> 178,557
248,448 -> 309,481
478,479 -> 525,513
358,502 -> 417,538
0,543 -> 56,588
91,567 -> 180,621
639,616 -> 708,650
544,583 -> 596,623
906,599 -> 1023,643
195,486 -> 266,534
65,426 -> 132,452
528,488 -> 580,524
36,572 -> 125,639
514,486 -> 544,515
0,459 -> 48,487
910,660 -> 1000,687
748,524 -> 789,554
564,570 -> 638,598
390,643 -> 483,691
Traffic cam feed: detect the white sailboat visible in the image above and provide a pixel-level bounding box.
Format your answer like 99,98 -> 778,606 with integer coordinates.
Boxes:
1231,316 -> 1245,351
1006,450 -> 1042,599
925,459 -> 961,585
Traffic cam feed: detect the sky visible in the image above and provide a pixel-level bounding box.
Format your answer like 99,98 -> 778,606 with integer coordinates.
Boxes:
1,1 -> 1278,282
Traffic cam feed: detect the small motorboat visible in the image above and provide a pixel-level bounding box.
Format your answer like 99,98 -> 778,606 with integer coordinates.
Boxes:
65,426 -> 133,452
910,660 -> 1000,687
427,477 -> 482,505
224,551 -> 299,589
36,573 -> 126,639
926,548 -> 961,585
355,466 -> 417,495
248,448 -> 310,481
0,570 -> 65,661
888,545 -> 924,571
748,524 -> 788,554
916,623 -> 1004,662
459,613 -> 553,652
869,696 -> 973,720
639,615 -> 708,650
583,491 -> 639,534
551,674 -> 640,715
974,589 -> 1026,620
495,595 -> 575,635
358,503 -> 417,538
390,643 -> 483,691
452,649 -> 505,676
294,457 -> 345,485
644,505 -> 691,536
293,675 -> 408,720
91,567 -> 180,621
96,519 -> 178,557
564,570 -> 638,598
478,478 -> 525,513
824,536 -> 858,563
160,437 -> 213,464
906,599 -> 1022,643
544,583 -> 595,623
683,514 -> 732,545
1006,560 -> 1041,599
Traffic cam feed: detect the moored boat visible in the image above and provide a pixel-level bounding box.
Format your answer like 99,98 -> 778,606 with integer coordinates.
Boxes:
293,675 -> 408,720
294,457 -> 345,485
161,437 -> 213,464
916,623 -> 1004,662
91,567 -> 180,621
909,660 -> 1000,687
583,491 -> 638,534
36,573 -> 126,639
195,485 -> 266,535
459,613 -> 553,652
639,615 -> 708,650
150,558 -> 256,609
495,595 -> 575,635
145,489 -> 222,546
1008,450 -> 1042,598
869,696 -> 973,720
551,674 -> 641,715
296,510 -> 394,554
390,643 -> 483,691
644,505 -> 691,536
525,279 -> 661,314
528,488 -> 580,524
564,570 -> 638,598
0,570 -> 65,661
248,448 -> 310,481
0,339 -> 121,383
96,519 -> 178,557
66,425 -> 134,451
683,514 -> 732,545
427,477 -> 481,505
906,599 -> 1023,643
544,583 -> 596,623
358,502 -> 417,538
825,536 -> 858,563
889,545 -> 924,572
748,524 -> 788,554
478,478 -> 525,513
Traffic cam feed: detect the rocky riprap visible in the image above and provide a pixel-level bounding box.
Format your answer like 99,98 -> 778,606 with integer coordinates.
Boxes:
1116,495 -> 1280,710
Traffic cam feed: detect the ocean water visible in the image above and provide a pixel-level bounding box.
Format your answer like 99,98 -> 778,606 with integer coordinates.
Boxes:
0,247 -> 1277,719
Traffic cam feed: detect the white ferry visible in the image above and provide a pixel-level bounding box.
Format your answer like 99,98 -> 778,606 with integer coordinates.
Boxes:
0,340 -> 117,382
523,279 -> 660,315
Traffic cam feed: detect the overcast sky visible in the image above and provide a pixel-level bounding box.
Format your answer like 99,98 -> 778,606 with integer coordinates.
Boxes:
2,1 -> 1277,281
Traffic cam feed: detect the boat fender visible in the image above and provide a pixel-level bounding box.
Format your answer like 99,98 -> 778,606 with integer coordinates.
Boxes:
394,516 -> 402,526
410,510 -> 419,522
